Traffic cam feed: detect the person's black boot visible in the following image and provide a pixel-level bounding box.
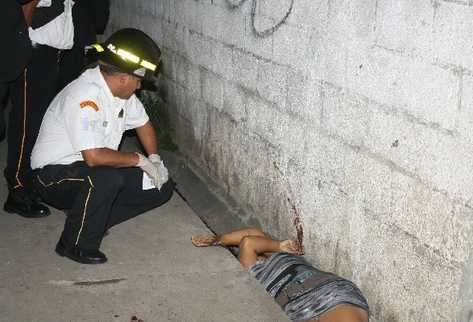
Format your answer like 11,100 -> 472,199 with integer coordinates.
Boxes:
3,189 -> 50,218
55,237 -> 107,264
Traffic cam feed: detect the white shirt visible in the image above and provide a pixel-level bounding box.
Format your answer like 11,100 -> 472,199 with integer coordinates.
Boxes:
29,0 -> 75,50
31,67 -> 149,169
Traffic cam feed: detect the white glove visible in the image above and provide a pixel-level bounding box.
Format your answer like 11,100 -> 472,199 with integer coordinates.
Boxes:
149,154 -> 169,187
136,153 -> 167,190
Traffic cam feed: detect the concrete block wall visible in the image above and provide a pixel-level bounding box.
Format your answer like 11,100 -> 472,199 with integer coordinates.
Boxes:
107,1 -> 473,321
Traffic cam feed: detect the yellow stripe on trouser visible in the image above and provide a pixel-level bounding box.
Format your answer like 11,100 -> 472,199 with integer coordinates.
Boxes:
37,175 -> 85,187
75,176 -> 95,246
37,174 -> 93,246
14,69 -> 28,189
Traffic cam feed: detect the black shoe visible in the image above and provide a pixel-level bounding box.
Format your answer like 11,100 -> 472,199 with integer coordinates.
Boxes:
55,238 -> 107,264
4,190 -> 50,218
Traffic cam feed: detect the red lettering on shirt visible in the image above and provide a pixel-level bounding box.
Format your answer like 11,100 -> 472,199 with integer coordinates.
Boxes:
80,100 -> 99,112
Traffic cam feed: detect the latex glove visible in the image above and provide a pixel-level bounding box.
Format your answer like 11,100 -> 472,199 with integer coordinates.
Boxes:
149,154 -> 169,187
136,153 -> 165,190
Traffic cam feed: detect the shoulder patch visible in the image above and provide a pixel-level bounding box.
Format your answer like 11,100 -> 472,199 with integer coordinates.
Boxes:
80,100 -> 99,112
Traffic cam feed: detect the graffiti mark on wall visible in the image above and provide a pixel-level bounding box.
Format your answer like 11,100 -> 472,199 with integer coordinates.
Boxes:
224,0 -> 294,38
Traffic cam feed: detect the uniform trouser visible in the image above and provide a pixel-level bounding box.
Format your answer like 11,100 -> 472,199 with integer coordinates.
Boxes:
5,45 -> 59,191
58,44 -> 85,92
0,82 -> 9,140
34,162 -> 174,250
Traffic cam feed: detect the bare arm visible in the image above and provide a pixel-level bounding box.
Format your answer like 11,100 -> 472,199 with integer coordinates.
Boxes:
22,0 -> 39,27
81,148 -> 139,168
135,121 -> 158,156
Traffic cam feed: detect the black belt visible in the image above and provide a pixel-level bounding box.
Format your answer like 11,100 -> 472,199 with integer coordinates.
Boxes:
275,272 -> 338,307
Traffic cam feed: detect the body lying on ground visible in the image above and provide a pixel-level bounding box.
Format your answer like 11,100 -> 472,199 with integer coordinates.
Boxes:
191,228 -> 369,322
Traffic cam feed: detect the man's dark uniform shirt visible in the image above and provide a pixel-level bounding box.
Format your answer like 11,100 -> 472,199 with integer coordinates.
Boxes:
0,0 -> 33,82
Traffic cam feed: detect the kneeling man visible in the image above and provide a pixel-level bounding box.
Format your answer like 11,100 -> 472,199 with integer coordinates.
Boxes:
31,28 -> 173,264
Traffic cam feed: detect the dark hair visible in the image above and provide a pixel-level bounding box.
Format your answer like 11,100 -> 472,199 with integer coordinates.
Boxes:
98,61 -> 126,76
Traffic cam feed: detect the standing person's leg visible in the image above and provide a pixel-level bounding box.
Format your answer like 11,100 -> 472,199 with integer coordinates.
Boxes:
4,45 -> 58,217
103,167 -> 174,230
57,44 -> 85,91
0,82 -> 8,142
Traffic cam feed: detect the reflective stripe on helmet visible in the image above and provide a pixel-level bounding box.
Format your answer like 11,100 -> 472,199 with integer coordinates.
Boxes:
106,43 -> 157,72
91,44 -> 104,52
140,60 -> 157,71
107,44 -> 141,64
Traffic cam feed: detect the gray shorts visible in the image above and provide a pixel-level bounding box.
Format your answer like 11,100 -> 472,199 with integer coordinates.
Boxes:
249,252 -> 369,322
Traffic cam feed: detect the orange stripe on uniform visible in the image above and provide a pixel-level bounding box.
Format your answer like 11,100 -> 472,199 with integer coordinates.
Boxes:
14,68 -> 28,189
80,100 -> 99,112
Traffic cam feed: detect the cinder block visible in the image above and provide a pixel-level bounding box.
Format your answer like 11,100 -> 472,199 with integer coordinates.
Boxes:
321,84 -> 370,146
243,15 -> 274,59
365,106 -> 473,202
256,60 -> 288,108
326,0 -> 377,44
223,81 -> 248,123
434,2 -> 473,71
285,69 -> 322,124
231,48 -> 260,92
246,92 -> 307,156
214,4 -> 246,47
161,20 -> 179,52
148,17 -> 164,44
139,0 -> 155,16
286,0 -> 330,29
155,0 -> 164,18
176,0 -> 202,33
321,44 -> 460,130
157,78 -> 177,107
184,31 -> 213,68
200,3 -> 227,41
272,23 -> 311,69
245,93 -> 276,140
174,83 -> 188,120
163,0 -> 177,23
375,0 -> 435,59
160,49 -> 175,81
458,74 -> 473,144
174,54 -> 189,86
186,63 -> 202,97
256,0 -> 293,22
183,95 -> 208,143
348,210 -> 462,322
389,172 -> 473,264
201,69 -> 224,111
207,41 -> 234,80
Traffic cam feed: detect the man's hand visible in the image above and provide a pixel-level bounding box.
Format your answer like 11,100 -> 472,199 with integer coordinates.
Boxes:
136,153 -> 168,190
148,154 -> 169,187
22,0 -> 39,27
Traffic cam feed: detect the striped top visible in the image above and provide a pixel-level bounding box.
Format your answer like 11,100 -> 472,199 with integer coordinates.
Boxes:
249,252 -> 369,322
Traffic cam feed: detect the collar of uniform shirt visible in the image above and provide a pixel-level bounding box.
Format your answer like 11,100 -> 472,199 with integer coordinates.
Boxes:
94,66 -> 130,115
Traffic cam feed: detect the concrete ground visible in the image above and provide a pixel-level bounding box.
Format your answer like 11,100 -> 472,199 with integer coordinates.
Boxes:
0,137 -> 289,322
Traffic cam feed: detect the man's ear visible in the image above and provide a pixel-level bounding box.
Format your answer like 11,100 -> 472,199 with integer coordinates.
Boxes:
118,73 -> 129,84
